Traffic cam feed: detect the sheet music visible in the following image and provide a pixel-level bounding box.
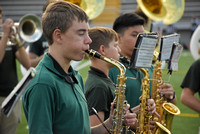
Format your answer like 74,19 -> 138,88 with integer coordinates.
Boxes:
136,37 -> 157,68
131,34 -> 158,68
160,34 -> 180,61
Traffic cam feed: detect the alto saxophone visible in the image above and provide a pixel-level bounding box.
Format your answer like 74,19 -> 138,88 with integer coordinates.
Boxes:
136,68 -> 152,134
85,49 -> 134,134
151,60 -> 180,134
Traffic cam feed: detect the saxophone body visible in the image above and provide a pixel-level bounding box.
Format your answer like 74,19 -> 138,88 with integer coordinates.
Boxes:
151,61 -> 164,131
151,61 -> 180,134
85,49 -> 134,134
136,68 -> 152,134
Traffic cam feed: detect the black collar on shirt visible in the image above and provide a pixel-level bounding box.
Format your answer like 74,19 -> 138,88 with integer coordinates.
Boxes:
89,66 -> 117,88
89,66 -> 108,78
47,53 -> 78,84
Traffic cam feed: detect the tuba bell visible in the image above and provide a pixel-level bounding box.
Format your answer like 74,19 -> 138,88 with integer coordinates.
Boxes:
136,0 -> 185,25
136,0 -> 167,22
63,0 -> 105,20
162,0 -> 185,25
190,25 -> 200,60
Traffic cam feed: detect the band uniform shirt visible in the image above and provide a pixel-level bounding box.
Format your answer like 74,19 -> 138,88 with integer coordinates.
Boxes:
109,61 -> 153,108
85,66 -> 115,120
0,45 -> 18,97
22,53 -> 90,134
181,59 -> 200,95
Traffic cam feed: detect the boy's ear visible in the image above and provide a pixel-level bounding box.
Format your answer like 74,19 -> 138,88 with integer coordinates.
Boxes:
53,29 -> 62,43
99,45 -> 106,56
117,33 -> 121,41
117,33 -> 123,45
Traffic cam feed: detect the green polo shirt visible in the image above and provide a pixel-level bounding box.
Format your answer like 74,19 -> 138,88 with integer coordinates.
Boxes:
85,66 -> 115,121
22,53 -> 90,134
109,65 -> 153,108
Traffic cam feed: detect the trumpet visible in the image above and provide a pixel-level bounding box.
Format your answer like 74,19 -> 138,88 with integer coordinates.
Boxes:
1,14 -> 42,46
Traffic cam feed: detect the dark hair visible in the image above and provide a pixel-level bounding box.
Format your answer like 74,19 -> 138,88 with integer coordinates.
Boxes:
113,13 -> 144,34
89,27 -> 118,51
42,1 -> 88,45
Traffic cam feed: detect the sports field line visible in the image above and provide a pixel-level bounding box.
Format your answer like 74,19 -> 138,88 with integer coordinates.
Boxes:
178,113 -> 200,118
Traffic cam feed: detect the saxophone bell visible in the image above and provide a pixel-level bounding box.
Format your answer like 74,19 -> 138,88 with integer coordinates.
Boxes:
162,102 -> 180,115
161,102 -> 180,132
153,100 -> 181,134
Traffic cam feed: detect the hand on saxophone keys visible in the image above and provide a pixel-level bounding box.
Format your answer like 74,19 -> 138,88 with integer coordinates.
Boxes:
147,99 -> 161,131
159,83 -> 176,104
108,102 -> 139,132
147,99 -> 158,115
130,99 -> 160,132
123,104 -> 138,130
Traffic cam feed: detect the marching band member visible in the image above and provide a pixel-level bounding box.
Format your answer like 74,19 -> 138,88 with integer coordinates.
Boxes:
181,59 -> 200,113
85,26 -> 156,132
109,13 -> 177,109
0,7 -> 30,134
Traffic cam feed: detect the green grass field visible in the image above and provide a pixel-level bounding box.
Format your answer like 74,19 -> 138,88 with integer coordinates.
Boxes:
16,50 -> 200,134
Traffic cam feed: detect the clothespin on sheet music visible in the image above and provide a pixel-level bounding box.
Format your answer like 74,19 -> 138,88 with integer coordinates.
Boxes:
167,42 -> 183,75
160,33 -> 180,62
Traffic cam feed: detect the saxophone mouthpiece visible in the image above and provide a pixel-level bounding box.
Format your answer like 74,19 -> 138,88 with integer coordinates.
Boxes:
85,49 -> 102,59
85,49 -> 89,53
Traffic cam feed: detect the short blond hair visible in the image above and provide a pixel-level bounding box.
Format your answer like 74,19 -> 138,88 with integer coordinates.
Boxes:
89,27 -> 118,51
42,1 -> 88,45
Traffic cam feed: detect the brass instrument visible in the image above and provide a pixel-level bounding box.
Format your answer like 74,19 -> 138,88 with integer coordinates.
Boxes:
151,61 -> 163,124
151,61 -> 171,134
151,60 -> 180,134
136,68 -> 151,134
136,0 -> 185,25
10,14 -> 42,45
136,0 -> 166,22
17,14 -> 42,43
161,102 -> 180,132
1,14 -> 42,46
85,49 -> 134,134
63,0 -> 105,20
136,63 -> 177,134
